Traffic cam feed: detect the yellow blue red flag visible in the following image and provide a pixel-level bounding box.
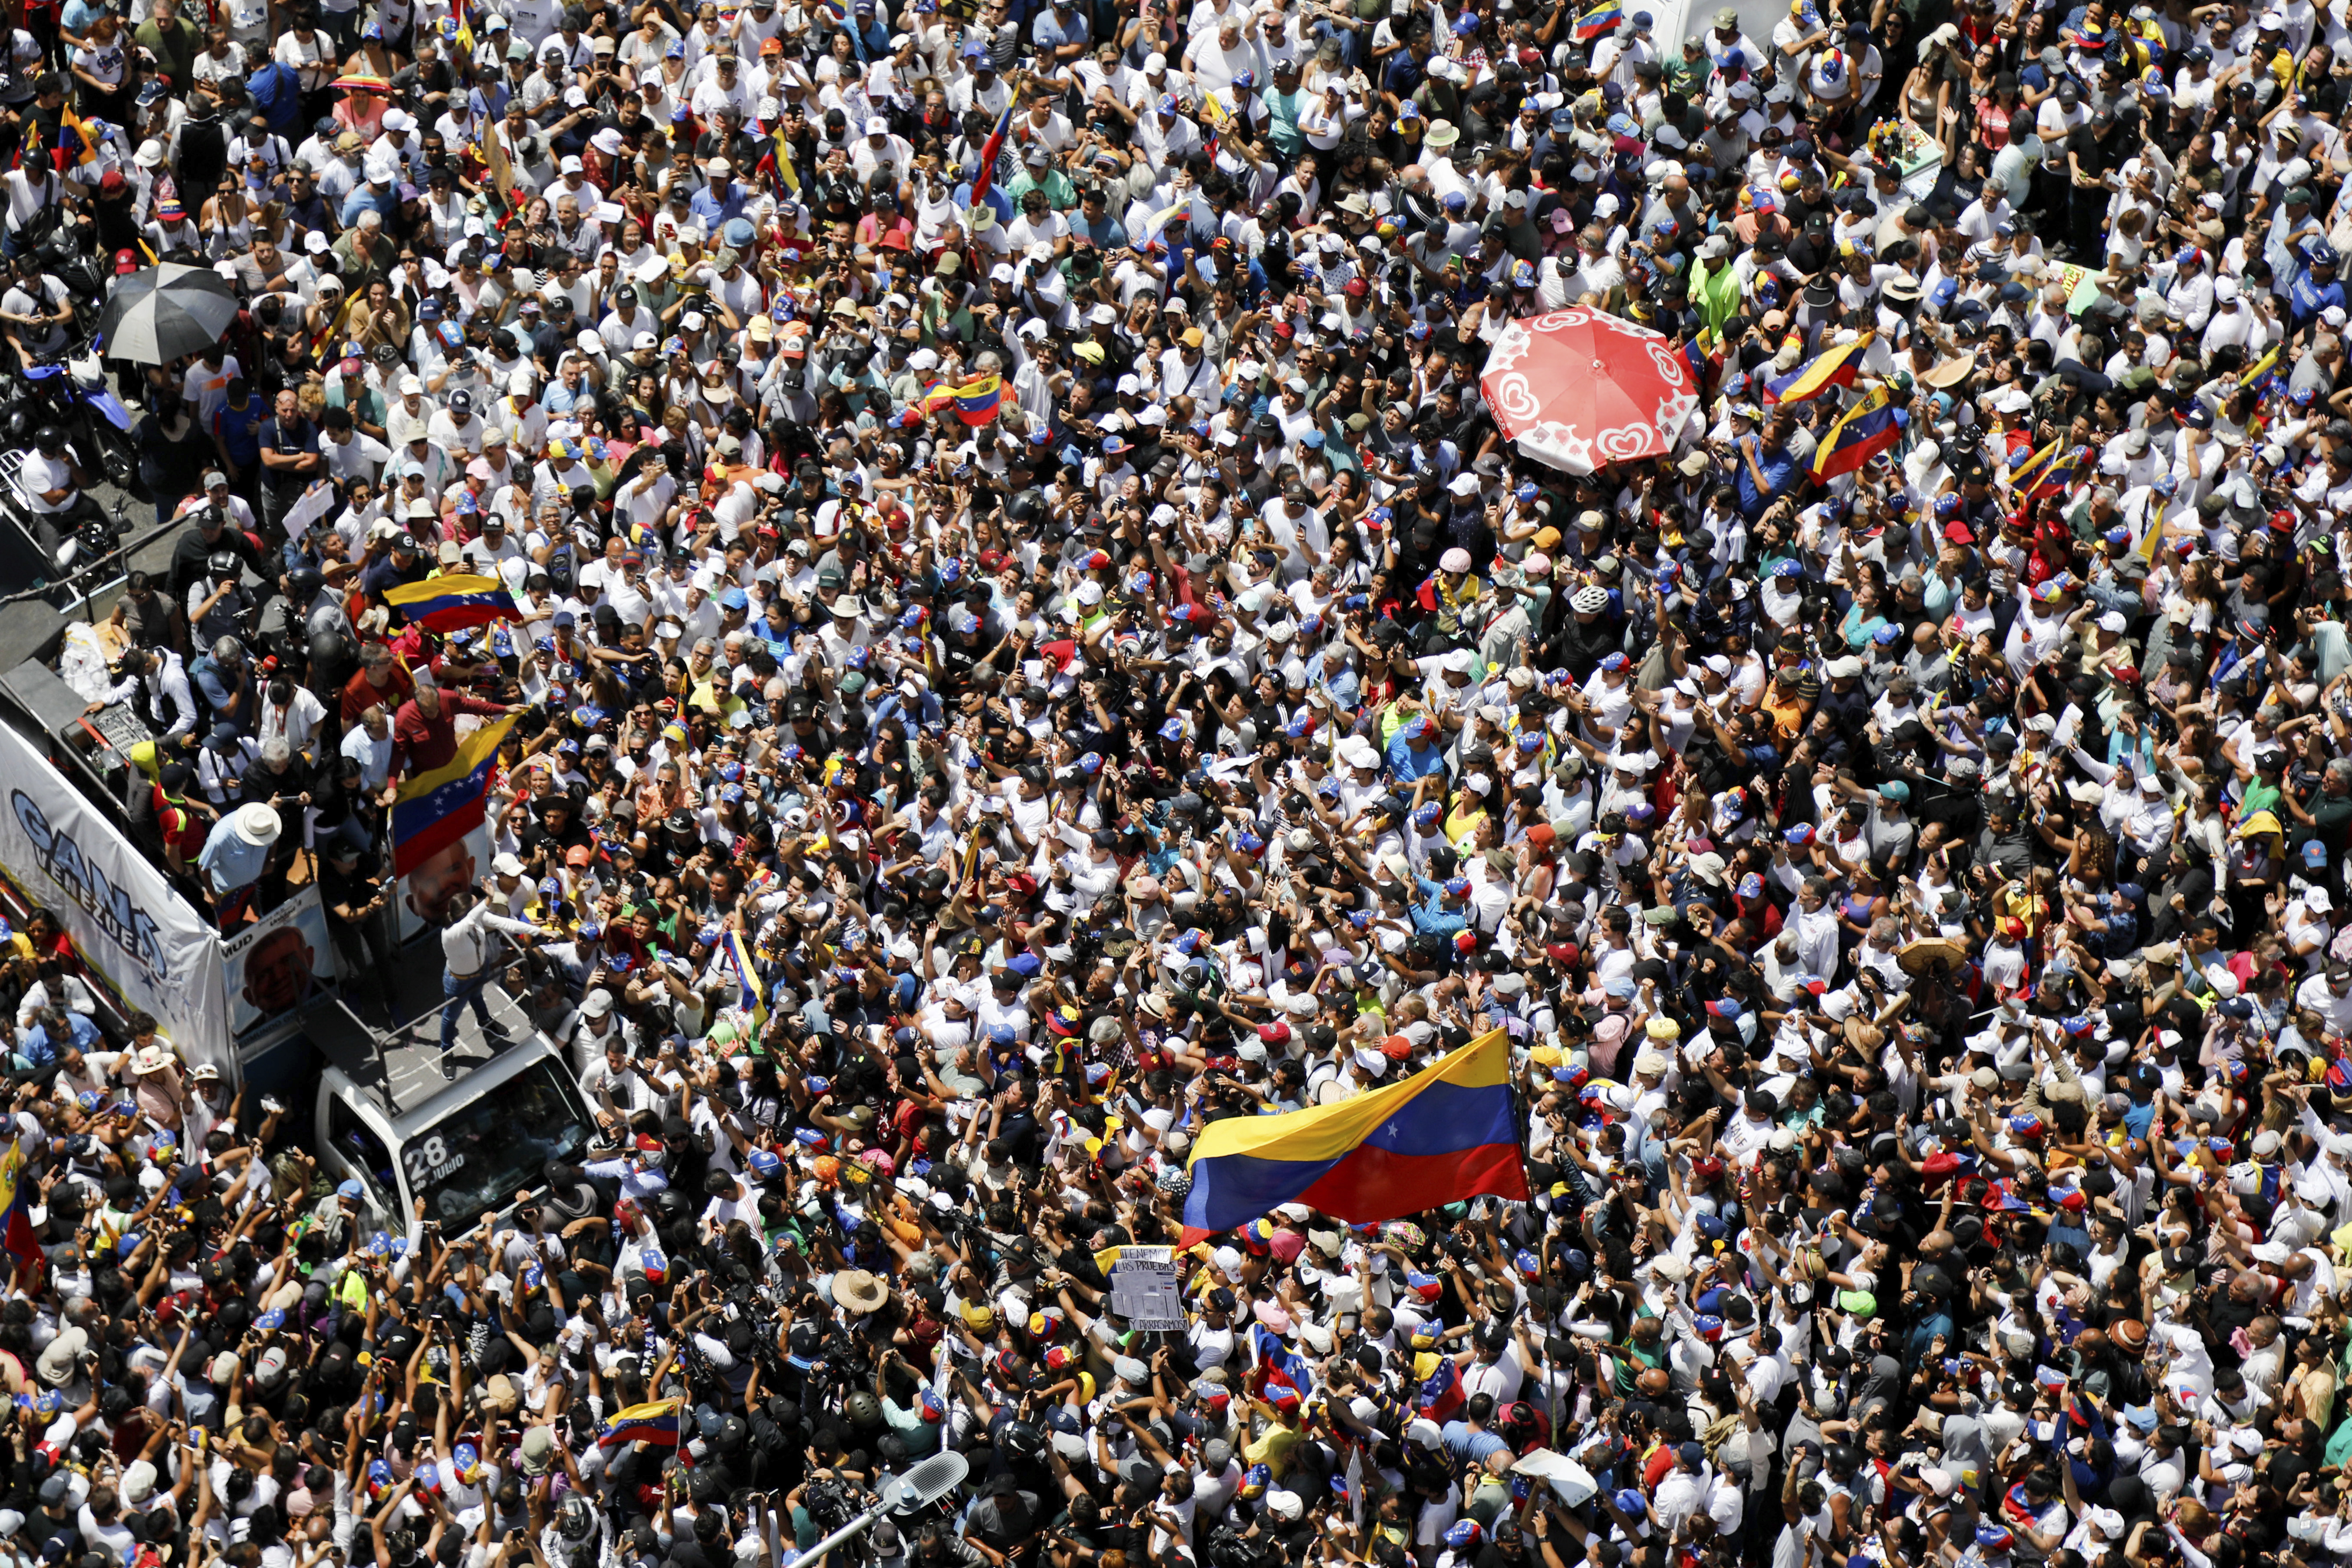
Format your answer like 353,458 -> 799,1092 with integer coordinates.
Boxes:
383,573 -> 519,633
598,1399 -> 682,1449
721,930 -> 768,1033
392,715 -> 517,878
921,375 -> 1004,426
1764,332 -> 1871,405
1179,1029 -> 1525,1245
1811,385 -> 1905,479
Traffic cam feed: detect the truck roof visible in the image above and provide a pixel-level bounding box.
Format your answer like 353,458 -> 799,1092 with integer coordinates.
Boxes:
303,986 -> 557,1135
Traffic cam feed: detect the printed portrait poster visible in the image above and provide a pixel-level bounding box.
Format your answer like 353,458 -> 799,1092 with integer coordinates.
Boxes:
221,887 -> 335,1036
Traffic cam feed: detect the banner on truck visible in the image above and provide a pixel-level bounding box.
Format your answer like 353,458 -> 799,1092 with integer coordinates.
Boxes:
222,886 -> 334,1037
0,724 -> 230,1074
396,820 -> 489,942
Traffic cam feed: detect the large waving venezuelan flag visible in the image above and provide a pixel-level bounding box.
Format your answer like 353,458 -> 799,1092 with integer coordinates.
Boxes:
1179,1028 -> 1525,1245
384,573 -> 519,633
921,374 -> 1004,427
598,1398 -> 682,1449
392,714 -> 517,877
1811,385 -> 1905,480
1764,331 -> 1871,406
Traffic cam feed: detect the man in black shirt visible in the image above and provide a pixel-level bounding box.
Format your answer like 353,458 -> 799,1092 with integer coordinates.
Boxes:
318,838 -> 394,1019
168,499 -> 262,600
1973,793 -> 2039,885
2065,104 -> 2131,258
254,388 -> 321,537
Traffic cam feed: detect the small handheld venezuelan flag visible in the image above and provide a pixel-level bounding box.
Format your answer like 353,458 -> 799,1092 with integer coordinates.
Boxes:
1574,0 -> 1623,37
721,930 -> 769,1032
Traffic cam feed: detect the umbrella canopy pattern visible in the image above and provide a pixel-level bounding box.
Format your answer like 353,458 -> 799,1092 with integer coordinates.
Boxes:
96,263 -> 240,364
1479,306 -> 1699,475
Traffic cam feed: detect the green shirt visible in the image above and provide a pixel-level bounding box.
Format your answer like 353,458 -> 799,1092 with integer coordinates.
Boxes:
1663,51 -> 1714,102
136,16 -> 198,89
1690,255 -> 1742,337
1259,85 -> 1308,159
1006,167 -> 1077,212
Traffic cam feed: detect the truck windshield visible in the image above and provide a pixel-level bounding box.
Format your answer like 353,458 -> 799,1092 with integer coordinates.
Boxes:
405,1059 -> 593,1232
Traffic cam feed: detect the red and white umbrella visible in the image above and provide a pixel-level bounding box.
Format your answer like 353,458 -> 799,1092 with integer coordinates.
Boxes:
1479,307 -> 1700,475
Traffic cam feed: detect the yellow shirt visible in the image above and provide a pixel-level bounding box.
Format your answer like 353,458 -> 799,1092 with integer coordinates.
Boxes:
1243,1421 -> 1302,1477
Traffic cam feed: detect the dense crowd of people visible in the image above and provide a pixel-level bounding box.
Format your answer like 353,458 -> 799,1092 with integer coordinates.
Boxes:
7,0 -> 2352,1563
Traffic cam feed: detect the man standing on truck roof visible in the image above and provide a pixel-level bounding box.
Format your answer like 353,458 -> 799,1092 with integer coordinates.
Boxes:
435,880 -> 540,1080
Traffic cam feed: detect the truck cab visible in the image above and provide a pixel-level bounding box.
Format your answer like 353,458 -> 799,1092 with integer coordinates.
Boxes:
305,991 -> 596,1235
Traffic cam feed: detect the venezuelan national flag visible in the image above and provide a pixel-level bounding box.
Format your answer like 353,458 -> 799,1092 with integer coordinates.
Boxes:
392,714 -> 517,878
46,105 -> 101,171
1811,385 -> 1906,479
1417,1355 -> 1466,1420
2003,436 -> 2062,495
2006,437 -> 2087,501
968,99 -> 1014,208
1252,1322 -> 1315,1396
1179,1028 -> 1525,1245
721,929 -> 768,1033
1199,91 -> 1234,163
0,1140 -> 40,1285
598,1398 -> 683,1449
1574,0 -> 1623,37
384,573 -> 520,633
1764,331 -> 1871,405
764,122 -> 801,196
1681,328 -> 1720,394
922,375 -> 1004,427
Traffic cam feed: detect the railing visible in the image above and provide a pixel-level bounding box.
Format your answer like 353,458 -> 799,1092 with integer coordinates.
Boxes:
0,474 -> 170,617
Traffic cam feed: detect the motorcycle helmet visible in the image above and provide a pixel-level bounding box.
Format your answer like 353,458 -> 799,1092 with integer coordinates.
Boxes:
207,551 -> 240,581
1005,488 -> 1048,530
1000,1421 -> 1044,1459
556,1499 -> 593,1542
5,409 -> 29,445
286,566 -> 323,602
31,425 -> 62,455
308,628 -> 351,675
845,1390 -> 881,1426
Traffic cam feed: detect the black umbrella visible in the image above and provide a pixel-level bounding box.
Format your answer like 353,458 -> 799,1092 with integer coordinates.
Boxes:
96,262 -> 240,365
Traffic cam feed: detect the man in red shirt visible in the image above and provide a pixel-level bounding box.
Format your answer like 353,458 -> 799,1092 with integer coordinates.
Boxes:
341,641 -> 415,725
391,674 -> 525,782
